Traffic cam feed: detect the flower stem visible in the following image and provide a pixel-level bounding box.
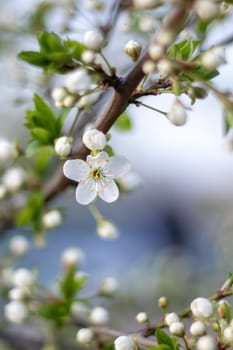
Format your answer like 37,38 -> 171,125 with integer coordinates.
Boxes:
134,100 -> 167,116
99,52 -> 114,76
68,109 -> 81,136
88,203 -> 104,222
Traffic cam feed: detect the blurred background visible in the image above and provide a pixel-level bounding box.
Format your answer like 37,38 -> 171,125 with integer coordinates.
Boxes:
1,0 -> 233,329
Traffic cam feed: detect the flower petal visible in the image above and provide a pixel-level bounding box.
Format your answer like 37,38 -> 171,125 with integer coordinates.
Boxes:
75,180 -> 97,205
87,151 -> 109,169
104,156 -> 131,178
63,159 -> 90,182
98,179 -> 119,203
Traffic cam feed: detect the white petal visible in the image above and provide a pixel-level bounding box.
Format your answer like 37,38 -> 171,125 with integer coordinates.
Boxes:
75,180 -> 97,205
99,179 -> 119,203
63,159 -> 90,182
104,156 -> 131,178
87,151 -> 109,169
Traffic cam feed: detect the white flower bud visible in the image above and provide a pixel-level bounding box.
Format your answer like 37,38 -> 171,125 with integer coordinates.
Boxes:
9,235 -> 29,256
190,321 -> 206,336
61,247 -> 85,268
65,69 -> 92,94
42,210 -> 62,229
195,0 -> 219,21
139,16 -> 155,32
83,29 -> 104,51
114,336 -> 134,350
86,0 -> 104,11
12,268 -> 35,288
133,0 -> 158,9
0,184 -> 7,199
136,312 -> 148,324
97,220 -> 119,239
142,60 -> 156,74
63,95 -> 76,108
190,297 -> 213,319
167,100 -> 187,126
78,91 -> 101,109
83,128 -> 106,151
8,287 -> 29,301
76,328 -> 94,343
0,138 -> 15,161
158,296 -> 168,309
71,301 -> 88,318
2,167 -> 25,192
54,136 -> 72,157
149,44 -> 164,60
201,47 -> 225,70
99,277 -> 118,295
118,171 -> 142,192
51,87 -> 67,103
157,29 -> 174,46
81,50 -> 95,64
196,335 -> 216,350
157,59 -> 173,76
89,306 -> 109,324
223,326 -> 233,343
124,40 -> 142,61
165,312 -> 179,326
169,321 -> 185,337
4,301 -> 27,324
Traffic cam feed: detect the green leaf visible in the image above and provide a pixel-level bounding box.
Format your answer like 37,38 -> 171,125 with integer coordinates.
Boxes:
223,108 -> 233,135
33,94 -> 57,131
115,111 -> 132,131
17,192 -> 44,232
168,39 -> 201,60
104,145 -> 115,157
60,266 -> 88,302
18,51 -> 50,66
31,128 -> 52,144
156,329 -> 174,347
38,301 -> 71,323
37,31 -> 64,52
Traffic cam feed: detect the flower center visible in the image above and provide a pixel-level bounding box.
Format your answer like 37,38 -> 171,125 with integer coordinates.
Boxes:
90,167 -> 103,181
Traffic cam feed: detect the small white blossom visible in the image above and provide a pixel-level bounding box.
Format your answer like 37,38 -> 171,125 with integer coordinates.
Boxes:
195,0 -> 219,21
99,276 -> 119,295
167,100 -> 187,126
201,46 -> 225,70
157,59 -> 173,76
54,136 -> 72,157
169,321 -> 185,337
63,151 -> 130,205
149,44 -> 164,60
65,69 -> 92,94
136,312 -> 148,324
196,335 -> 216,350
81,50 -> 96,64
42,209 -> 62,229
97,220 -> 119,239
114,336 -> 134,350
71,301 -> 89,318
83,29 -> 104,51
142,60 -> 156,74
190,297 -> 213,319
158,296 -> 168,309
190,321 -> 206,336
124,40 -> 142,61
2,167 -> 25,192
165,312 -> 179,326
157,29 -> 174,46
83,129 -> 106,151
0,138 -> 15,161
9,235 -> 29,256
90,306 -> 109,324
61,247 -> 85,268
63,95 -> 76,108
139,15 -> 155,32
4,301 -> 27,324
133,0 -> 158,9
12,268 -> 35,288
8,287 -> 29,301
51,87 -> 67,104
223,326 -> 233,343
76,328 -> 94,343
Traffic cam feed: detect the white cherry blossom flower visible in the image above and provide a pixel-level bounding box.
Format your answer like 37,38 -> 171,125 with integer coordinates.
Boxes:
63,151 -> 131,205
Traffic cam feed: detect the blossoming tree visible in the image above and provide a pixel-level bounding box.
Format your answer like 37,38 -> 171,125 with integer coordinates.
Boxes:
1,0 -> 233,349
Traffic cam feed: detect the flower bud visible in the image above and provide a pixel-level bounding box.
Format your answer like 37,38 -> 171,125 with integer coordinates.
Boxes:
223,326 -> 233,343
149,44 -> 164,60
142,60 -> 156,74
114,336 -> 134,350
165,312 -> 179,326
139,15 -> 155,33
81,50 -> 95,64
76,328 -> 94,343
51,87 -> 67,104
167,100 -> 187,126
158,296 -> 168,309
12,268 -> 35,288
124,40 -> 142,61
65,69 -> 91,94
9,235 -> 29,256
8,287 -> 29,301
83,29 -> 104,51
0,184 -> 7,199
4,301 -> 27,324
196,335 -> 216,350
63,95 -> 76,108
157,59 -> 173,76
218,300 -> 231,319
54,136 -> 72,157
190,297 -> 213,319
71,301 -> 88,318
136,312 -> 148,324
133,0 -> 158,9
61,247 -> 85,268
97,220 -> 119,239
89,306 -> 109,325
78,90 -> 101,109
83,128 -> 106,151
2,167 -> 25,192
99,277 -> 118,295
169,321 -> 185,337
42,210 -> 62,229
0,138 -> 15,161
195,0 -> 219,21
201,47 -> 225,70
157,29 -> 174,47
190,321 -> 206,336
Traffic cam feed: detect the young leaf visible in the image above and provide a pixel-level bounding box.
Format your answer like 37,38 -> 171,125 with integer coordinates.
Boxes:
115,111 -> 132,131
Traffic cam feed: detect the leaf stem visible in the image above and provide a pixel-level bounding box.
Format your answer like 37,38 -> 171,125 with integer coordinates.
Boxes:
134,100 -> 167,116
